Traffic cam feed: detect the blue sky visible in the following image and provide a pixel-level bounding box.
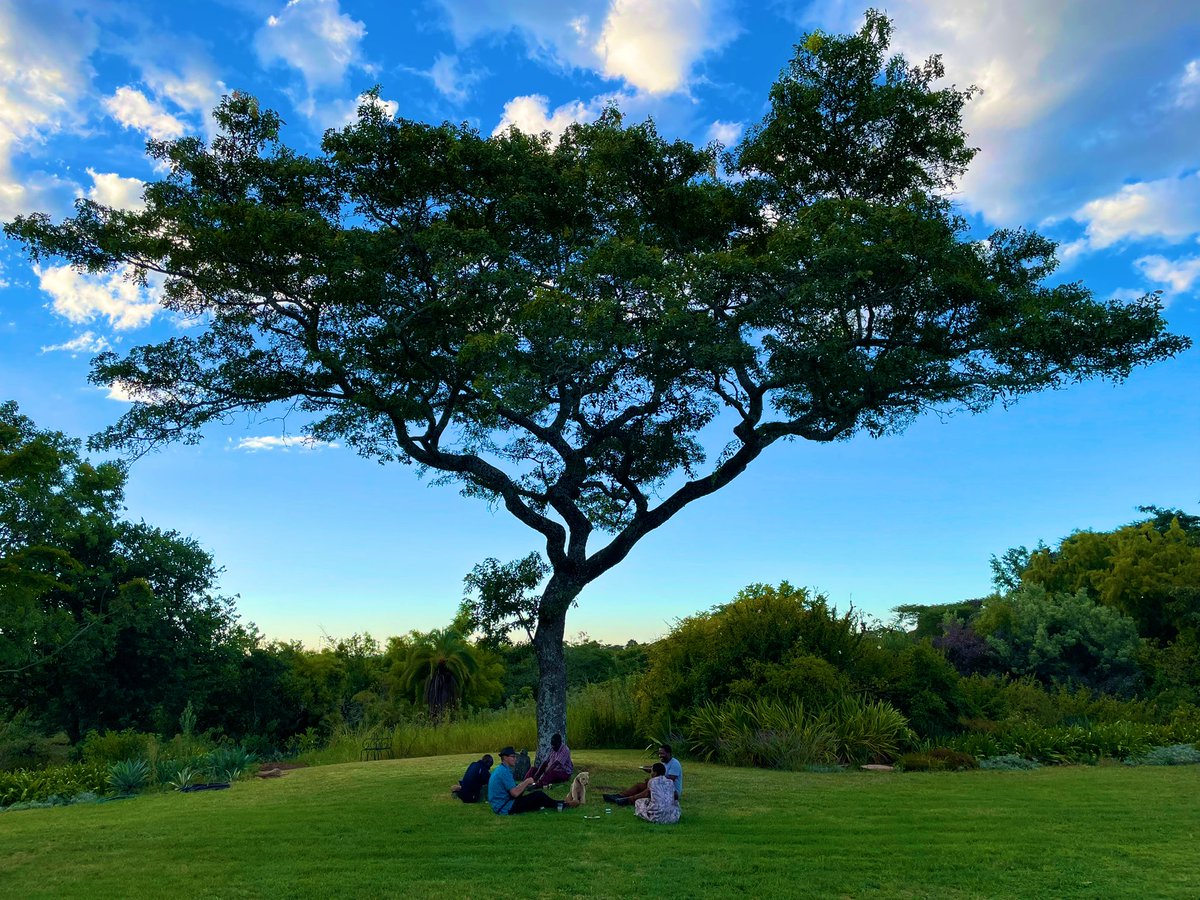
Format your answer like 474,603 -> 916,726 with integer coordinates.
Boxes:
1,0 -> 1198,647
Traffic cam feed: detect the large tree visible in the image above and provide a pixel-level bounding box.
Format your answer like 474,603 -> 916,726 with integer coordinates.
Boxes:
5,13 -> 1188,753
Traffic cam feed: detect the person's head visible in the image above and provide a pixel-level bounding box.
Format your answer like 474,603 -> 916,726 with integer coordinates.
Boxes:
551,733 -> 562,750
658,744 -> 673,762
481,754 -> 493,768
651,762 -> 666,777
498,746 -> 517,768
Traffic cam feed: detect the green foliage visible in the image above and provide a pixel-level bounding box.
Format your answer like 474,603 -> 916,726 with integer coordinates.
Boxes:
394,629 -> 483,720
0,762 -> 108,807
977,585 -> 1144,695
107,758 -> 150,794
1124,744 -> 1200,766
202,746 -> 258,782
1021,518 -> 1200,641
979,754 -> 1040,771
79,729 -> 155,766
459,554 -> 547,647
643,582 -> 864,717
684,695 -> 910,769
897,748 -> 977,771
943,719 -> 1200,764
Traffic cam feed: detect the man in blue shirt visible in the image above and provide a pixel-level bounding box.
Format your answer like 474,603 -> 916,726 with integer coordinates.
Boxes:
487,746 -> 558,814
603,744 -> 683,806
450,754 -> 492,803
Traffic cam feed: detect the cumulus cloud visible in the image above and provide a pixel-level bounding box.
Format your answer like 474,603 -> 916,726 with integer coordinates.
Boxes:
139,63 -> 228,140
84,169 -> 146,211
104,86 -> 188,141
0,1 -> 96,217
705,119 -> 742,146
1135,254 -> 1200,297
437,0 -> 733,94
36,264 -> 163,330
790,1 -> 1200,225
40,330 -> 111,355
593,0 -> 731,94
255,0 -> 368,94
233,435 -> 339,452
304,92 -> 400,130
1064,173 -> 1200,256
492,94 -> 601,140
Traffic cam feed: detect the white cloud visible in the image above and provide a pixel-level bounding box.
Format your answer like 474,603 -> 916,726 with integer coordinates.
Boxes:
84,169 -> 146,211
104,87 -> 188,141
492,94 -> 600,140
437,0 -> 733,95
593,0 -> 730,94
0,1 -> 96,217
1175,59 -> 1200,109
805,1 -> 1200,224
428,54 -> 480,104
36,263 -> 163,331
255,0 -> 367,94
40,330 -> 111,355
1066,173 -> 1200,255
103,379 -> 176,405
233,435 -> 339,452
705,119 -> 742,146
139,64 -> 228,140
1135,254 -> 1200,297
306,92 -> 400,130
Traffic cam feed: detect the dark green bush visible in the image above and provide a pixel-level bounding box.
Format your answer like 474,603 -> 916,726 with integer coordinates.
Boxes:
79,729 -> 155,766
897,747 -> 978,772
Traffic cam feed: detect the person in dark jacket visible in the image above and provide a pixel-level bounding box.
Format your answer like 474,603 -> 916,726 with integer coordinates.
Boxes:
450,754 -> 493,803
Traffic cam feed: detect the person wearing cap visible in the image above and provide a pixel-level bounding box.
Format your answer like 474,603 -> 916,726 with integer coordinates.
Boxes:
487,746 -> 558,815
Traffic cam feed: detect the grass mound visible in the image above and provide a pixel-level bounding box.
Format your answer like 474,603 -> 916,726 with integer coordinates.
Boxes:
2,751 -> 1198,898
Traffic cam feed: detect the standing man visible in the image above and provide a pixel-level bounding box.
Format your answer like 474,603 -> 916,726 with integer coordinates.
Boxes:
603,744 -> 683,806
488,746 -> 558,815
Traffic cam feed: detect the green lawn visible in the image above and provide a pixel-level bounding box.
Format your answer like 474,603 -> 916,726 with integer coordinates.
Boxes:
1,751 -> 1197,899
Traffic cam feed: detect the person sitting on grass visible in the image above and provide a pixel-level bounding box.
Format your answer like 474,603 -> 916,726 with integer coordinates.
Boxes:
450,754 -> 492,803
603,744 -> 683,806
488,746 -> 558,815
633,762 -> 681,825
527,733 -> 573,787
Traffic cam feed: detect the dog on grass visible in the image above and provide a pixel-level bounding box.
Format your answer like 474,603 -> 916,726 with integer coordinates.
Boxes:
563,770 -> 590,807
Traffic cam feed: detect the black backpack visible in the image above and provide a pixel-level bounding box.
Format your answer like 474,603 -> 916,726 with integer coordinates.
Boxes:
514,749 -> 532,780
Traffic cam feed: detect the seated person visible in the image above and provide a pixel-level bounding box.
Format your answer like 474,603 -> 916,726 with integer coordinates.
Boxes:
528,733 -> 573,787
450,754 -> 492,803
488,746 -> 558,815
603,743 -> 683,806
633,762 -> 680,824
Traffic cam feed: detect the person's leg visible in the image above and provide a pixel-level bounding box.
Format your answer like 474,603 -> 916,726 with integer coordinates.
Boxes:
604,780 -> 647,804
541,762 -> 570,785
509,790 -> 558,814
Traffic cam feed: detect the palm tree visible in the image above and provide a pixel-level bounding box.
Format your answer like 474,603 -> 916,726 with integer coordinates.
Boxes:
398,629 -> 479,721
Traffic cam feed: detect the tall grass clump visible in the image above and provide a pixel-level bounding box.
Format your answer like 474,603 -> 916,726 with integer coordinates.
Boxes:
298,677 -> 642,765
685,696 -> 911,770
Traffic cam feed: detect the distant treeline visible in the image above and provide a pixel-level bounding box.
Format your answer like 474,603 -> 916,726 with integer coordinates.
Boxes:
4,401 -> 1199,770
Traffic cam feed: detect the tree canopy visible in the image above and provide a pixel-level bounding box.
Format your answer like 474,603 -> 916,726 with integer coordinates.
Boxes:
5,12 -> 1188,751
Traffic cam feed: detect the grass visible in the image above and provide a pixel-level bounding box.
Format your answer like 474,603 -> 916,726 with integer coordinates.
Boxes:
1,750 -> 1198,899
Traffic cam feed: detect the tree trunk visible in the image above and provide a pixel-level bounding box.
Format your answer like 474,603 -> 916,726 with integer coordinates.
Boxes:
532,577 -> 582,759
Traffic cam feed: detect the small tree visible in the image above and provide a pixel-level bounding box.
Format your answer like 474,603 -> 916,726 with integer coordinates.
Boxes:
397,629 -> 479,720
5,13 -> 1188,753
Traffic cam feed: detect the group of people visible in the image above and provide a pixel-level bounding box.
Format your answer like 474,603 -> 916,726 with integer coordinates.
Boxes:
451,737 -> 682,825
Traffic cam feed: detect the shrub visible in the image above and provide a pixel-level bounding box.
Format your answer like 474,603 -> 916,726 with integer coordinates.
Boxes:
80,729 -> 156,766
108,758 -> 150,795
1125,744 -> 1200,766
0,762 -> 109,807
684,695 -> 909,770
979,754 -> 1041,771
203,747 -> 258,782
897,748 -> 978,772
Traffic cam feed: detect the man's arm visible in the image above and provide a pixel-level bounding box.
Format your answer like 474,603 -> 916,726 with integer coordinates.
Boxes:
509,776 -> 535,797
